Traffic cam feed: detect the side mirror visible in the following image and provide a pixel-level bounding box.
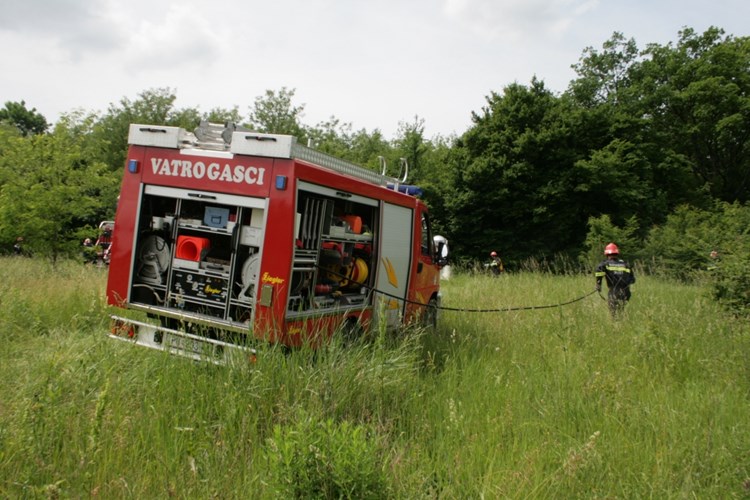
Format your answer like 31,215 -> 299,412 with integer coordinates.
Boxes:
433,235 -> 449,267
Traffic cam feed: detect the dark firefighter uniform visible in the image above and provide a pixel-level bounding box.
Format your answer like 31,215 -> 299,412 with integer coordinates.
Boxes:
595,255 -> 635,316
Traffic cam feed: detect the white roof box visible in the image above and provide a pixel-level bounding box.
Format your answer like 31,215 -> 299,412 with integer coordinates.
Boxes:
230,132 -> 294,158
128,124 -> 192,149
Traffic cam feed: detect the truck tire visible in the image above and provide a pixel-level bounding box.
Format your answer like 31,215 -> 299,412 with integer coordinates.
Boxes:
341,317 -> 365,343
423,298 -> 438,330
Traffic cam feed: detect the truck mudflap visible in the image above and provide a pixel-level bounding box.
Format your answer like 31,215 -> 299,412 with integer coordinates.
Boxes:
108,315 -> 257,364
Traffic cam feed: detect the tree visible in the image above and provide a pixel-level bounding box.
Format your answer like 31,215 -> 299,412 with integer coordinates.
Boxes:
412,134 -> 455,239
570,32 -> 640,107
203,106 -> 244,126
637,27 -> 750,202
247,87 -> 305,138
567,29 -> 713,226
573,139 -> 666,228
443,79 -> 596,262
169,107 -> 203,130
305,116 -> 355,158
0,101 -> 49,136
87,87 -> 182,173
346,128 -> 392,172
300,116 -> 396,177
0,123 -> 117,260
392,116 -> 428,183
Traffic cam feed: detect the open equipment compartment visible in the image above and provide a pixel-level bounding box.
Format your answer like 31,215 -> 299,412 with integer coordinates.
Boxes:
287,182 -> 379,317
128,185 -> 266,328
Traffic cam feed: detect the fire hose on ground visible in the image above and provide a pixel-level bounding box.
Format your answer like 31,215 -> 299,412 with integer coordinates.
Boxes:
317,263 -> 600,313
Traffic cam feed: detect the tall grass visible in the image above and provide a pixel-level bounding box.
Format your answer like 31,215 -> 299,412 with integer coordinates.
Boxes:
1,258 -> 748,498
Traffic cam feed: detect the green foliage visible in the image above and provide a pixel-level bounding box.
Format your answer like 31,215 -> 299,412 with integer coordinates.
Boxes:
568,26 -> 750,206
570,31 -> 640,106
638,27 -> 750,203
641,202 -> 750,280
203,106 -> 244,125
392,116 -> 428,182
306,116 -> 359,159
0,100 -> 49,136
638,201 -> 750,313
445,79 -> 597,262
711,244 -> 750,315
0,124 -> 118,259
581,214 -> 640,268
574,139 -> 668,228
436,26 -> 749,264
87,87 -> 181,171
267,416 -> 388,498
346,128 -> 392,168
247,87 -> 306,138
641,206 -> 719,279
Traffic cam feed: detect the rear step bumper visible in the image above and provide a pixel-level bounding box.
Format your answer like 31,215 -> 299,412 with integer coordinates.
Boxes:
109,315 -> 257,364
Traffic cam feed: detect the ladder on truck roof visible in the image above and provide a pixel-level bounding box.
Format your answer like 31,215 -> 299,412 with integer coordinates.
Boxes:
128,121 -> 407,188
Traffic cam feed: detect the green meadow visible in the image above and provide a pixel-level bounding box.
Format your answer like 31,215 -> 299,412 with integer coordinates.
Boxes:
1,258 -> 748,498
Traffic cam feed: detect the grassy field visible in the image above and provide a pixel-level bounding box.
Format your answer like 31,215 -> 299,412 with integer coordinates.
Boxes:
1,257 -> 748,498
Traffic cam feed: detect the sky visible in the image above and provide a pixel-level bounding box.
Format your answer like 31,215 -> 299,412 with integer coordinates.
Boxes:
1,0 -> 748,139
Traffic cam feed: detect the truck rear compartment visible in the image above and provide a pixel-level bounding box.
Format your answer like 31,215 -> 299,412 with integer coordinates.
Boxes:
124,182 -> 382,337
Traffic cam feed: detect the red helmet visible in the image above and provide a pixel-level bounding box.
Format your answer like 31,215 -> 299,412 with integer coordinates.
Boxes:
604,243 -> 620,256
490,251 -> 497,257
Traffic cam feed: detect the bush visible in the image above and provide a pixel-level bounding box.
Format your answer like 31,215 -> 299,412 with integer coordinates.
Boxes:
710,243 -> 750,315
580,214 -> 641,269
641,204 -> 723,280
642,202 -> 750,282
267,415 -> 389,499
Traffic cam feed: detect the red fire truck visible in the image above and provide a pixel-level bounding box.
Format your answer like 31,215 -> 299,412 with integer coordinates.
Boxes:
107,122 -> 447,361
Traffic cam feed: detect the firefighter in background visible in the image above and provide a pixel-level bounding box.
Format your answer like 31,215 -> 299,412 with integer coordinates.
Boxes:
489,251 -> 504,275
595,242 -> 635,317
708,249 -> 720,271
82,238 -> 98,264
13,237 -> 23,255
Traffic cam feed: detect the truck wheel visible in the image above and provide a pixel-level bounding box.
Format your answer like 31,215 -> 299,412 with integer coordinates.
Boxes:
341,317 -> 364,343
423,298 -> 438,330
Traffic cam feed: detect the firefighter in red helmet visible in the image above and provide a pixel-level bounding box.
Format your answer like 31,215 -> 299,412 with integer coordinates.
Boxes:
595,243 -> 635,317
489,251 -> 504,275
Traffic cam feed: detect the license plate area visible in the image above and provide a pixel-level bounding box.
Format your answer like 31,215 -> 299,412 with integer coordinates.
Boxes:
109,316 -> 256,364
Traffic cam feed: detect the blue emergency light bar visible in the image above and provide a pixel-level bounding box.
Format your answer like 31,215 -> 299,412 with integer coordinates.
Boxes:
386,183 -> 423,196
